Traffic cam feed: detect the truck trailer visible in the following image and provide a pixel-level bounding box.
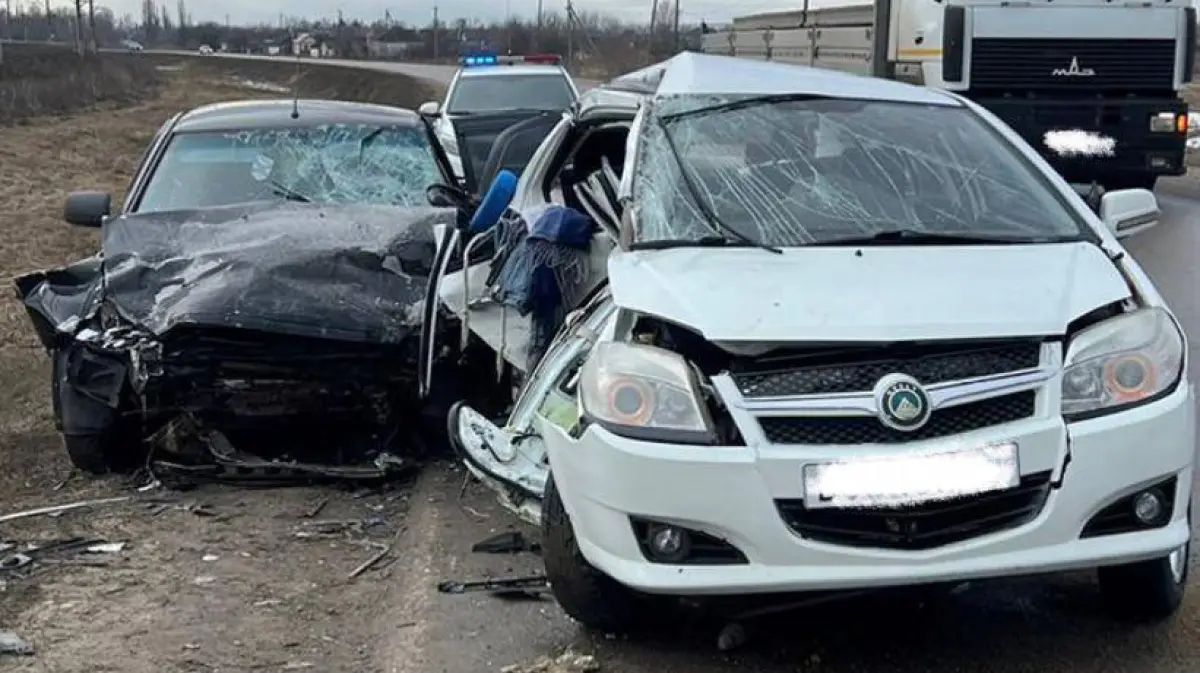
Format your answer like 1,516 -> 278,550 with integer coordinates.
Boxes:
701,0 -> 1196,191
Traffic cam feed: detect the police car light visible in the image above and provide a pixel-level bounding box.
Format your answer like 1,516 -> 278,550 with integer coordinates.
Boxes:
461,51 -> 499,66
460,52 -> 563,67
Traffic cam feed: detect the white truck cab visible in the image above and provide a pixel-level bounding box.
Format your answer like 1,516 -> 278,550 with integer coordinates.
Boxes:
703,0 -> 1197,191
424,53 -> 1193,635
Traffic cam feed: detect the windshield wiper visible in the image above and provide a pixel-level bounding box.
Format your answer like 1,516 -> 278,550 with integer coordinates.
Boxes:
655,118 -> 782,254
268,180 -> 311,203
630,236 -> 739,251
809,229 -> 1044,246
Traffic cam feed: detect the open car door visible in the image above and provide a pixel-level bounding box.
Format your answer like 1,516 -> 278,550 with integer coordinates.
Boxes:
416,111 -> 556,398
451,111 -> 559,195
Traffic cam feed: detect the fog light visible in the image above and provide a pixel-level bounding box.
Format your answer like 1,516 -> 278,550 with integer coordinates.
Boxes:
1133,490 -> 1166,524
1150,112 -> 1176,132
646,523 -> 690,562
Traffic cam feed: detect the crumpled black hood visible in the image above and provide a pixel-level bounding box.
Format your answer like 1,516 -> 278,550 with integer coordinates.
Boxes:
100,201 -> 456,343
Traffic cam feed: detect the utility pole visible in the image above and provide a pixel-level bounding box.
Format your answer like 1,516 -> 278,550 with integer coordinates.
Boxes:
672,0 -> 681,53
648,0 -> 658,55
504,0 -> 511,53
565,0 -> 573,66
431,5 -> 439,60
534,0 -> 543,51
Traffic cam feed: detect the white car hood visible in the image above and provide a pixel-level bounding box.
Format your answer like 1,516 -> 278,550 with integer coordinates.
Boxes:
607,242 -> 1131,342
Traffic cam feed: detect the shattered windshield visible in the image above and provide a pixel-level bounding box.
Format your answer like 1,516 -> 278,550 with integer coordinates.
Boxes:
136,123 -> 442,213
631,94 -> 1087,247
447,74 -> 575,114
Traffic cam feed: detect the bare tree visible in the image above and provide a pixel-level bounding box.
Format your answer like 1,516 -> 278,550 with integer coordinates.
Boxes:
73,0 -> 83,54
87,0 -> 96,52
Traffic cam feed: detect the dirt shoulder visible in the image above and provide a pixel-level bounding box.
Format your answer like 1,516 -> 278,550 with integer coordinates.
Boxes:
0,61 -> 455,673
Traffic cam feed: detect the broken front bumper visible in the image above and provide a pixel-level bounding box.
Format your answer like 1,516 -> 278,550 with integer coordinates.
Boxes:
543,383 -> 1195,596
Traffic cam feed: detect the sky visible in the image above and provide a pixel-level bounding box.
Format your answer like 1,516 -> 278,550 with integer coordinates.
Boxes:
90,0 -> 812,27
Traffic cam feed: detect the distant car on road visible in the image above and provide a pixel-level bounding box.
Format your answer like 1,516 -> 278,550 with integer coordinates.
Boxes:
121,39 -> 144,52
14,99 -> 462,483
198,44 -> 214,55
418,51 -> 579,182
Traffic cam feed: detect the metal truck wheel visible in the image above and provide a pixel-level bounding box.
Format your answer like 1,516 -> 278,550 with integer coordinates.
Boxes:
542,472 -> 652,634
1097,506 -> 1190,622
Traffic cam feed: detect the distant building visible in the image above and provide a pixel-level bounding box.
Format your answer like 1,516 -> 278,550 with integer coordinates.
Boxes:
367,26 -> 423,59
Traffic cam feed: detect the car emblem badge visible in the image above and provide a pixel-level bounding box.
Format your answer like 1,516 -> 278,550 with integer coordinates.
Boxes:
1051,57 -> 1096,77
874,374 -> 932,432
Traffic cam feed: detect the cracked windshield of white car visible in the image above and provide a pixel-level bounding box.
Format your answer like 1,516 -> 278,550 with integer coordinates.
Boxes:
631,94 -> 1089,246
137,123 -> 442,212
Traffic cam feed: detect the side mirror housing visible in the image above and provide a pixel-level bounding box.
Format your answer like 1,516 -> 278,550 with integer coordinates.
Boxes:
1098,188 -> 1159,238
63,191 -> 112,227
417,101 -> 441,116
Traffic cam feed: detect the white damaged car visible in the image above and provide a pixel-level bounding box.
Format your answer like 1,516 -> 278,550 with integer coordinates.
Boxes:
420,52 -> 1193,633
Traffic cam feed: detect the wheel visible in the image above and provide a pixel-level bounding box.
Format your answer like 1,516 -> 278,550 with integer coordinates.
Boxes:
63,433 -> 117,475
1097,509 -> 1190,622
542,472 -> 652,634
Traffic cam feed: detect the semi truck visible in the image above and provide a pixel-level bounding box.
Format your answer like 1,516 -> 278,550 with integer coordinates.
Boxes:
701,0 -> 1196,191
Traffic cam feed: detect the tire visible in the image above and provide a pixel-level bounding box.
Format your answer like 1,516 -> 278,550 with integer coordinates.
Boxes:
541,472 -> 652,634
63,433 -> 117,475
1097,508 -> 1190,622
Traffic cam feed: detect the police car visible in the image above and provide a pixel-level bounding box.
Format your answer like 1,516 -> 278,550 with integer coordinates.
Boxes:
418,52 -> 579,182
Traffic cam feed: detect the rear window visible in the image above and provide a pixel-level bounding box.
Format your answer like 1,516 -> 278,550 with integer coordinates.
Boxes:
447,74 -> 575,114
136,123 -> 441,213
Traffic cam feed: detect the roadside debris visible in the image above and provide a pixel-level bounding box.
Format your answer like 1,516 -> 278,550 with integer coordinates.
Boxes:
500,649 -> 599,673
0,632 -> 34,656
436,575 -> 550,599
0,537 -> 127,577
0,496 -> 133,524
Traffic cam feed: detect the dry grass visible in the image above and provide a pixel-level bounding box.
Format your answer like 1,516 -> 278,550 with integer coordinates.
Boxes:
0,44 -> 161,123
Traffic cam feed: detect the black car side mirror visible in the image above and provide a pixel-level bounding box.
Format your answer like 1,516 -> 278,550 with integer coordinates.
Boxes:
63,191 -> 112,227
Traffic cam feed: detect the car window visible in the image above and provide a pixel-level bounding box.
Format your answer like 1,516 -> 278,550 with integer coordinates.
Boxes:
631,94 -> 1088,246
447,74 -> 575,114
135,123 -> 443,213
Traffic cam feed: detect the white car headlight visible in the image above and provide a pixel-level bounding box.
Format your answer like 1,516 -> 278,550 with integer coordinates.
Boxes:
1061,307 -> 1185,419
579,342 -> 716,443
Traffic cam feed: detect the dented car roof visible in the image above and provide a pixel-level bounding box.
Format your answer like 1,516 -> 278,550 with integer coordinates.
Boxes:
603,51 -> 961,107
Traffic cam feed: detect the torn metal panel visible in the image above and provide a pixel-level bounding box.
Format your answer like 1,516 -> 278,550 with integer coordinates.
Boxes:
148,414 -> 414,486
99,202 -> 455,343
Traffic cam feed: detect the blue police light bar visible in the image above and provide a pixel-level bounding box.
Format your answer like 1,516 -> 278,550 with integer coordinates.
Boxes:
460,52 -> 564,67
461,51 -> 499,66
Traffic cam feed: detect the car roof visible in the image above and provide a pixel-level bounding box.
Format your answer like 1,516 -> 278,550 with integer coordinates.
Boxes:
457,65 -> 568,79
172,99 -> 423,133
600,51 -> 960,108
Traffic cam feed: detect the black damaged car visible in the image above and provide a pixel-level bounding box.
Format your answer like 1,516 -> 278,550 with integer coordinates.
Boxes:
14,98 -> 508,484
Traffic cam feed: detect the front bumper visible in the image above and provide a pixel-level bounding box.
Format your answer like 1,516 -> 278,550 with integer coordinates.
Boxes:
974,96 -> 1188,182
545,383 -> 1195,596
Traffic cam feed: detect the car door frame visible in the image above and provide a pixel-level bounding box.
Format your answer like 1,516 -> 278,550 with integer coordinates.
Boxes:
416,111 -> 577,399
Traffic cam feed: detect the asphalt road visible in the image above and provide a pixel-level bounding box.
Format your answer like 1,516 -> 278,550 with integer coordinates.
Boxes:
137,49 -> 603,90
128,50 -> 1200,671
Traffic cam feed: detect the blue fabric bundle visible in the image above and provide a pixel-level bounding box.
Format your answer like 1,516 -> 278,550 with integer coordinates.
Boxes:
494,204 -> 593,367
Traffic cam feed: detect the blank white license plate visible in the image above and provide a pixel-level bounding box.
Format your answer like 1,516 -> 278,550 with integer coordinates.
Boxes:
802,443 -> 1021,510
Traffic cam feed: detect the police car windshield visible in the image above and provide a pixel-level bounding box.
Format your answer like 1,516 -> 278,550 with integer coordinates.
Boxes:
447,73 -> 574,115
